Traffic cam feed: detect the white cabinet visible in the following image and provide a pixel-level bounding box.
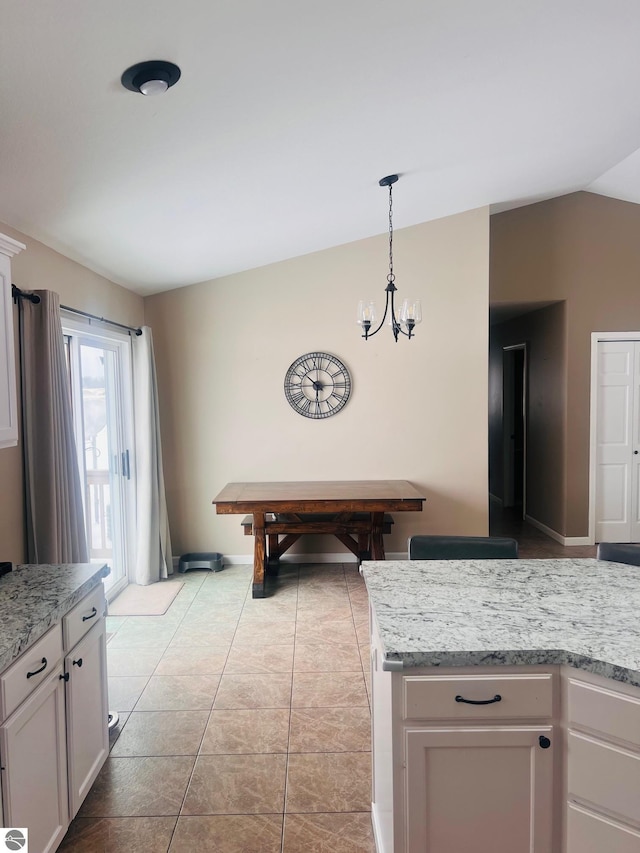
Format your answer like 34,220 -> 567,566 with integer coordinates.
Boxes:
0,665 -> 69,853
370,613 -> 557,853
0,232 -> 25,450
564,670 -> 640,853
0,584 -> 109,850
405,727 -> 553,853
64,609 -> 109,818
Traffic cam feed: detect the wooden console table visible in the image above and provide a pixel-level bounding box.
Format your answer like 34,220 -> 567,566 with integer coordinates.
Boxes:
212,480 -> 425,597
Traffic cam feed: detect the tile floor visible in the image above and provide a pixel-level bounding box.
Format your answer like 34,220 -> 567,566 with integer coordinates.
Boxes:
58,562 -> 377,852
58,513 -> 594,852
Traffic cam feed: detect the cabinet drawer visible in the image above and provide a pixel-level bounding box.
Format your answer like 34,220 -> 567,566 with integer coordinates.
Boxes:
63,584 -> 105,651
403,673 -> 553,720
0,625 -> 63,720
567,804 -> 640,853
568,731 -> 640,825
568,677 -> 640,748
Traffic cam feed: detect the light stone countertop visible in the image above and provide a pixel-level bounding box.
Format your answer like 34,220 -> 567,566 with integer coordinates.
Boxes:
361,558 -> 640,687
0,562 -> 109,673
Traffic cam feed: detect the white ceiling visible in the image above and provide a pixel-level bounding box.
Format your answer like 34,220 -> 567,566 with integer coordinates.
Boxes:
1,1 -> 640,296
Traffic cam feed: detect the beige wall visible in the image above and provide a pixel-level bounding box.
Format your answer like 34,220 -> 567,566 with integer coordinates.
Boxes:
145,207 -> 491,560
0,222 -> 144,563
490,192 -> 640,537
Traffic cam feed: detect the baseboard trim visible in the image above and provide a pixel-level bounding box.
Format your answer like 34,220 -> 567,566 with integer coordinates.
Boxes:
524,515 -> 591,546
371,803 -> 388,853
177,551 -> 409,567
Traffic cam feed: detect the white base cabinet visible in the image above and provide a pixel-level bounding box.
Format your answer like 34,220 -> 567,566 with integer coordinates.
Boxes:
65,616 -> 109,819
0,667 -> 68,853
370,610 -> 640,853
564,670 -> 640,853
0,584 -> 108,849
370,612 -> 558,853
405,726 -> 554,853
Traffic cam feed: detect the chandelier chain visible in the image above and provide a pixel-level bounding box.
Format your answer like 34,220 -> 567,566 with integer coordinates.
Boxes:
387,183 -> 394,283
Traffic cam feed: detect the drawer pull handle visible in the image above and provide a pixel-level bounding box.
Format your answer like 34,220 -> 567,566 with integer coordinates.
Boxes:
73,658 -> 83,667
82,607 -> 98,622
455,693 -> 502,705
26,657 -> 47,679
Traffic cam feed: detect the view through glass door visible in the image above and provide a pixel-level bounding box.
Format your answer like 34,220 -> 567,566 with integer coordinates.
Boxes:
63,320 -> 135,599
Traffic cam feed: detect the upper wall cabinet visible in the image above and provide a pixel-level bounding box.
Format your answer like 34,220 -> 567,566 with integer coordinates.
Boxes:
0,232 -> 26,449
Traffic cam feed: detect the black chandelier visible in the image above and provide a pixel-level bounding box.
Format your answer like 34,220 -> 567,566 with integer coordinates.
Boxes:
357,174 -> 422,342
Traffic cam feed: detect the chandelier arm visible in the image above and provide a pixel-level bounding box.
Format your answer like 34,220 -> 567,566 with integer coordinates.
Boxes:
362,286 -> 392,339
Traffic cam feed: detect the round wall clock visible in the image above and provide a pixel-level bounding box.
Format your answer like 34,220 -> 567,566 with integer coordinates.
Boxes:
284,352 -> 352,419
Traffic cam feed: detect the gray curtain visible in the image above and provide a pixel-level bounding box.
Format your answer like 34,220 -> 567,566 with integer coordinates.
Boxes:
132,326 -> 173,584
19,290 -> 88,563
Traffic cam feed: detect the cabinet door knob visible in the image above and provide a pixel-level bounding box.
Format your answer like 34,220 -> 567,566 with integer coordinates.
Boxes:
539,735 -> 551,749
73,658 -> 83,667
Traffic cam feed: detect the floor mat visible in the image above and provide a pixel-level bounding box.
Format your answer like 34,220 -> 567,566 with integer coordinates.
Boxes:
108,580 -> 184,616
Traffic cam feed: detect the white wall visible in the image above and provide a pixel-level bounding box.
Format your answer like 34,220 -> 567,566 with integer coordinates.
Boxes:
145,206 -> 490,561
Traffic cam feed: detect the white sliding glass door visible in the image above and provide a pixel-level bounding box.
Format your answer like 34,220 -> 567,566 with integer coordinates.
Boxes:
63,320 -> 135,599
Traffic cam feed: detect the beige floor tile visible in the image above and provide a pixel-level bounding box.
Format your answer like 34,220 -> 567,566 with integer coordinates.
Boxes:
295,619 -> 357,645
213,673 -> 292,709
200,708 -> 290,754
224,643 -> 294,673
58,816 -> 177,852
135,674 -> 221,711
354,619 -> 370,645
107,628 -> 174,651
232,619 -> 296,645
169,623 -> 237,647
295,604 -> 355,621
240,597 -> 299,620
282,813 -> 376,852
107,647 -> 165,677
107,676 -> 149,712
289,707 -> 371,753
110,711 -> 209,756
79,756 -> 195,817
155,645 -> 229,675
285,752 -> 371,813
182,753 -> 287,814
292,672 -> 368,708
169,815 -> 283,852
294,642 -> 361,672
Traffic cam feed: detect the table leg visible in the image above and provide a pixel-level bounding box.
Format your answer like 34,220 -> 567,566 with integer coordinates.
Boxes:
371,511 -> 385,560
252,511 -> 267,598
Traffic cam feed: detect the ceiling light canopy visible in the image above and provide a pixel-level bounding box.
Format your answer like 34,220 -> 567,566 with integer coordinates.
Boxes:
121,60 -> 181,96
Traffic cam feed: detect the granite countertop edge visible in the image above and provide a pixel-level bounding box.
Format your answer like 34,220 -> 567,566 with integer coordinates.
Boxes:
362,558 -> 640,689
0,563 -> 109,673
382,649 -> 640,690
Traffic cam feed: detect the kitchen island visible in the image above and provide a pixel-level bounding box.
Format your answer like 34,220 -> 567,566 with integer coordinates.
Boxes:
362,558 -> 640,853
0,562 -> 109,852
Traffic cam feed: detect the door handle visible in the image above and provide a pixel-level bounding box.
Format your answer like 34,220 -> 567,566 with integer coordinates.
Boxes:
121,450 -> 131,479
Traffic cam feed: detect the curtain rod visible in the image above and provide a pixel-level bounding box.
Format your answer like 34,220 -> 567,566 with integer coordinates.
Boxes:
12,284 -> 143,336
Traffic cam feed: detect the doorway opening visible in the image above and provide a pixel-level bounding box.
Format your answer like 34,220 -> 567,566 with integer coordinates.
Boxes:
63,318 -> 135,600
502,344 -> 527,517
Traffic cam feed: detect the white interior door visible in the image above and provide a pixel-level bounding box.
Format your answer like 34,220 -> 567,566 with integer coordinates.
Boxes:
594,340 -> 640,542
63,320 -> 135,598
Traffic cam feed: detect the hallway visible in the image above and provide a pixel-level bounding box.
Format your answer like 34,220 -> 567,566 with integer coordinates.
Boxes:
490,503 -> 596,559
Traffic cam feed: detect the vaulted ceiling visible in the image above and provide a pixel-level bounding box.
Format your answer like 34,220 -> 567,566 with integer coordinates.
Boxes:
1,1 -> 639,295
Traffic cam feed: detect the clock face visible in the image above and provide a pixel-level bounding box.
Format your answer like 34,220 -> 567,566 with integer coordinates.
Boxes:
284,352 -> 352,419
